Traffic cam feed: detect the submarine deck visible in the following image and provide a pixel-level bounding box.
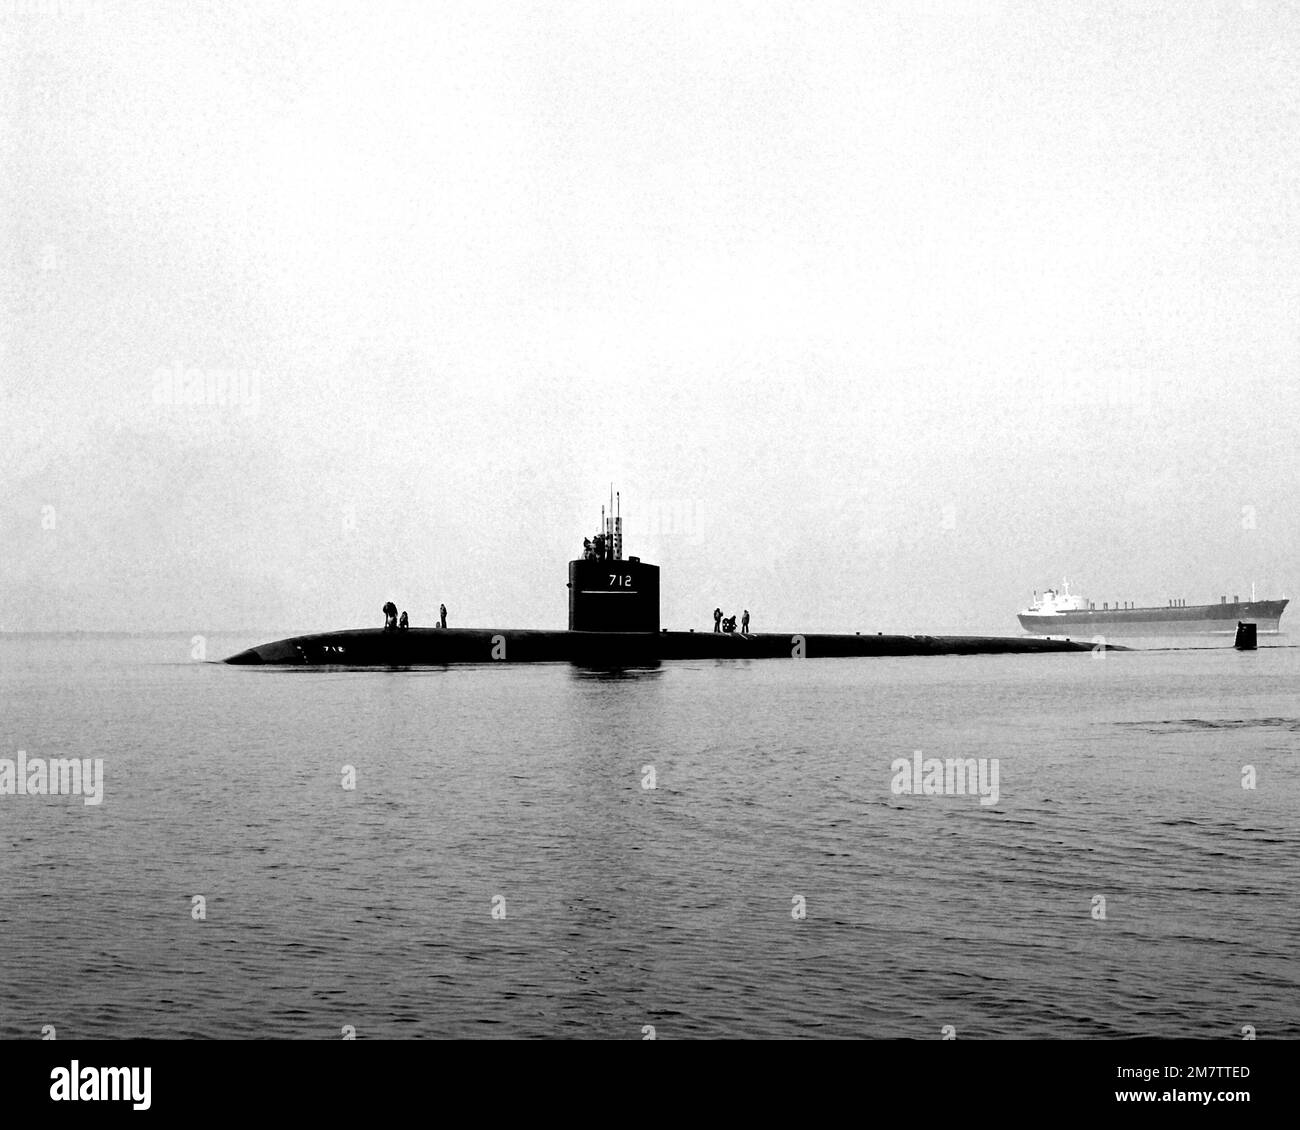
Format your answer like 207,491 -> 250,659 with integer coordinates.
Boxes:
224,627 -> 1121,665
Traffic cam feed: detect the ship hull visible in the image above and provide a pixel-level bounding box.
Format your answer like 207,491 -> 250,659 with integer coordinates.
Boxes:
225,627 -> 1121,665
1018,599 -> 1287,637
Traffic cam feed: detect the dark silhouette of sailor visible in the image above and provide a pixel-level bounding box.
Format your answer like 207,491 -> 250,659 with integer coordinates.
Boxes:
439,603 -> 448,629
741,610 -> 750,634
382,601 -> 398,631
713,607 -> 722,632
398,610 -> 409,630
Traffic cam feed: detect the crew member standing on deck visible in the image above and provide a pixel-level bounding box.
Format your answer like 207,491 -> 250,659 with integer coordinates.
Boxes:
382,601 -> 398,631
713,607 -> 722,633
399,611 -> 409,630
741,610 -> 749,635
440,603 -> 448,629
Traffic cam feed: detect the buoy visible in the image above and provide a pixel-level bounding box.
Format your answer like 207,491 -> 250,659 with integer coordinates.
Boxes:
1234,621 -> 1257,650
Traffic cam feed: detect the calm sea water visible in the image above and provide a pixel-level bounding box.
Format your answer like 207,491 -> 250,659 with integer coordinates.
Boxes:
1,633 -> 1297,1039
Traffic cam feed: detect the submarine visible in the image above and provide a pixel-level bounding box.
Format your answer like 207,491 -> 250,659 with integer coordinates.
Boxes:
225,495 -> 1119,666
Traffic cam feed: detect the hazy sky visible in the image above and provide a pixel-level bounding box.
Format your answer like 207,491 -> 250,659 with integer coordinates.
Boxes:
3,0 -> 1297,635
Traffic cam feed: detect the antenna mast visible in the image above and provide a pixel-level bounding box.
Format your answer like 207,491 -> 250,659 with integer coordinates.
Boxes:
605,484 -> 613,560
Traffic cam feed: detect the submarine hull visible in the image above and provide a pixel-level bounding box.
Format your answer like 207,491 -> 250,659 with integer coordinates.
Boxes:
224,627 -> 1119,665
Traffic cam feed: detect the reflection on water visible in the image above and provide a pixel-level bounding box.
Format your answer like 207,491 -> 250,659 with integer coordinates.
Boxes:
567,663 -> 663,681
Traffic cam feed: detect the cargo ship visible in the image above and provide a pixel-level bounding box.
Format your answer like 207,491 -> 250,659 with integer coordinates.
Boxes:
1017,581 -> 1288,636
223,494 -> 1120,665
